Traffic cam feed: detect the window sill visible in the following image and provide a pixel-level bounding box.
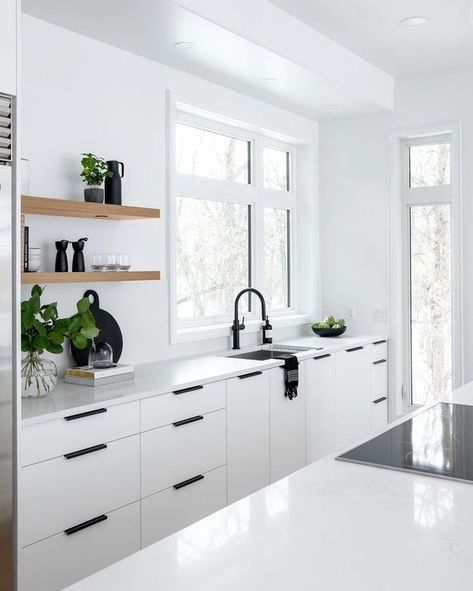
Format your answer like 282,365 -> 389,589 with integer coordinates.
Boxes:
172,314 -> 311,344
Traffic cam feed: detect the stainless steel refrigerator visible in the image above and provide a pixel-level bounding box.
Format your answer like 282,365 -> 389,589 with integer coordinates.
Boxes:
0,91 -> 15,591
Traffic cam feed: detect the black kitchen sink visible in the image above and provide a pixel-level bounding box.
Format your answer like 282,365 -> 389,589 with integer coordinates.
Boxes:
228,346 -> 315,361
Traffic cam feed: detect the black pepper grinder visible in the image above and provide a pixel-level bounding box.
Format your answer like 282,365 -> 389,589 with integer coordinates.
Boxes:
72,237 -> 88,272
55,240 -> 70,272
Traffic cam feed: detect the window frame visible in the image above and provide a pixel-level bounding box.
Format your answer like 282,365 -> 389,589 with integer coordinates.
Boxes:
168,100 -> 299,341
389,124 -> 462,419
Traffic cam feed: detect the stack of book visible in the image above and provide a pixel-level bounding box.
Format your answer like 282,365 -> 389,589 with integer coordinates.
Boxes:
64,364 -> 134,387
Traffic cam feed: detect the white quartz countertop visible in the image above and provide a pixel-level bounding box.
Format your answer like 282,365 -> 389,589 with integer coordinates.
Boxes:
66,382 -> 473,591
22,333 -> 384,425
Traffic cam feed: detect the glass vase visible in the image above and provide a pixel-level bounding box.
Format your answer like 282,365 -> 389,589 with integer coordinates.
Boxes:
21,353 -> 58,398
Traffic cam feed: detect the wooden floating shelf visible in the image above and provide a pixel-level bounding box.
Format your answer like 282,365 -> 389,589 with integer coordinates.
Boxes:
22,271 -> 161,284
21,195 -> 160,221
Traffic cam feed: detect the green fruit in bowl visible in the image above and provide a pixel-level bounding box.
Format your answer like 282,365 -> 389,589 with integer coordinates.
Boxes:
311,317 -> 346,329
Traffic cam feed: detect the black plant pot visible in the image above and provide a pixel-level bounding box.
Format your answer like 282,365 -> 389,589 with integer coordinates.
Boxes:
84,187 -> 104,203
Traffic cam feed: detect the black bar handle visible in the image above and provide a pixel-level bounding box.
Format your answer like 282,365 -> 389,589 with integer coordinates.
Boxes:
373,340 -> 387,345
173,385 -> 204,395
64,443 -> 108,460
173,474 -> 204,490
373,359 -> 387,365
373,397 -> 387,404
346,346 -> 364,353
238,371 -> 263,380
64,408 -> 107,421
173,415 -> 204,428
313,353 -> 331,360
64,514 -> 107,536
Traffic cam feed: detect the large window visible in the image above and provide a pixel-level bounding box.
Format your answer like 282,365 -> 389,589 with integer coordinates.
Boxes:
172,111 -> 295,331
403,136 -> 453,406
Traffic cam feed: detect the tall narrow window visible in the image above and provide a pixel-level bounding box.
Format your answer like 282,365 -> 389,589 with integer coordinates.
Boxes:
409,204 -> 452,405
403,136 -> 453,406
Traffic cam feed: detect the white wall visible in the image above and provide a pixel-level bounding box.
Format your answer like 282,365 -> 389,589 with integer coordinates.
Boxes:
21,15 -> 318,373
320,66 -> 473,383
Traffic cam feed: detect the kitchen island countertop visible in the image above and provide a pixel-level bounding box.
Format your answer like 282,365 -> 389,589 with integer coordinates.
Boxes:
65,381 -> 473,591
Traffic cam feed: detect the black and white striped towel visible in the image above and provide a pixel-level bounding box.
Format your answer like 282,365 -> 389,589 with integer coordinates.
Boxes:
275,353 -> 299,400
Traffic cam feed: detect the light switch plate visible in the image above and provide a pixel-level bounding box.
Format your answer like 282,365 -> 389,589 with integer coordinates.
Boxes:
374,307 -> 388,322
345,305 -> 355,320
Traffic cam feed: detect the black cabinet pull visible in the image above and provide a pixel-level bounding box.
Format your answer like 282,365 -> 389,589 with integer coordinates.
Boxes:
238,371 -> 263,380
64,408 -> 107,421
373,359 -> 387,365
173,385 -> 203,395
346,346 -> 363,352
313,353 -> 331,360
64,514 -> 107,536
373,397 -> 387,404
64,443 -> 107,460
173,415 -> 204,428
373,340 -> 387,345
173,474 -> 204,490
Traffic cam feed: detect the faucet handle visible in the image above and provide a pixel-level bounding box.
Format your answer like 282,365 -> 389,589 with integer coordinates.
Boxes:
241,316 -> 245,329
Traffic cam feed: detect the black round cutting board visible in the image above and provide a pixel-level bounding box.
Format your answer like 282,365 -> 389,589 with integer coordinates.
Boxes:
70,289 -> 123,366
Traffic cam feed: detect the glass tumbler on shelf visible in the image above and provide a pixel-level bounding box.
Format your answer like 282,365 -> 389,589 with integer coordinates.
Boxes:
105,254 -> 119,272
91,253 -> 105,272
88,342 -> 114,369
117,254 -> 130,271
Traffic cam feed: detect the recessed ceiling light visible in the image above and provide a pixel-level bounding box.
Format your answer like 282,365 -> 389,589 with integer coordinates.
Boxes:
259,77 -> 278,85
322,104 -> 335,111
399,16 -> 430,28
174,41 -> 196,50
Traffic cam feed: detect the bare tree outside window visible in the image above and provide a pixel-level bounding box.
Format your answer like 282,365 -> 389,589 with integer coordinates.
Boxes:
408,137 -> 452,406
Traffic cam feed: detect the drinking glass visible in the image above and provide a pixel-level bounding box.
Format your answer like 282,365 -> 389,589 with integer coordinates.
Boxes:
91,253 -> 105,272
117,254 -> 130,271
105,254 -> 119,271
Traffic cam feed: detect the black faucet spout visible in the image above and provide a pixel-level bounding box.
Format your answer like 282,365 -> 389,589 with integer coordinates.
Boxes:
232,288 -> 270,350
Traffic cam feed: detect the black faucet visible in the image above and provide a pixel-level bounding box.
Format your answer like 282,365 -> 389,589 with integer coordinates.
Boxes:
232,288 -> 273,350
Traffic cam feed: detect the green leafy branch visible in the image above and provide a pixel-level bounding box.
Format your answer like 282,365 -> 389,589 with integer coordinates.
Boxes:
21,285 -> 100,355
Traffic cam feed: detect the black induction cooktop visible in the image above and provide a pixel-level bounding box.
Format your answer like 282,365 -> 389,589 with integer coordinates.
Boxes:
337,402 -> 473,484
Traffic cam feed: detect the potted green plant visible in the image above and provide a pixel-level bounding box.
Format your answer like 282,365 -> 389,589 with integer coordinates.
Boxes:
80,153 -> 113,203
21,285 -> 100,398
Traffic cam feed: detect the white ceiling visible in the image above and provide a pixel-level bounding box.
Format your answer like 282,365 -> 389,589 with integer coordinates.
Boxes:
268,0 -> 473,76
21,0 -> 393,121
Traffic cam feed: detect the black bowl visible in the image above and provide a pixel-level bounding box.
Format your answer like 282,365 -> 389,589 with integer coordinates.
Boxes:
311,326 -> 347,337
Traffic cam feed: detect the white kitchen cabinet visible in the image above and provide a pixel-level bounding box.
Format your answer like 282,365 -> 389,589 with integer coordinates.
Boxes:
0,0 -> 17,95
335,346 -> 372,449
20,435 -> 140,548
141,466 -> 226,547
227,370 -> 270,504
22,401 -> 140,466
141,409 -> 226,497
269,364 -> 306,482
371,341 -> 388,432
19,502 -> 140,591
306,353 -> 337,463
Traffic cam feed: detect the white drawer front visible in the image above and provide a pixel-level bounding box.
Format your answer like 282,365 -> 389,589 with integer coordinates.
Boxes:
141,466 -> 226,547
372,359 -> 388,401
372,397 -> 388,432
20,435 -> 140,547
141,409 -> 226,497
371,340 -> 388,361
19,501 -> 140,591
141,380 -> 226,431
22,401 -> 140,466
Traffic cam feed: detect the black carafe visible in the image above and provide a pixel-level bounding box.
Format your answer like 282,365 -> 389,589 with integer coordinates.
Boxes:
72,237 -> 88,272
55,240 -> 69,272
104,160 -> 124,205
